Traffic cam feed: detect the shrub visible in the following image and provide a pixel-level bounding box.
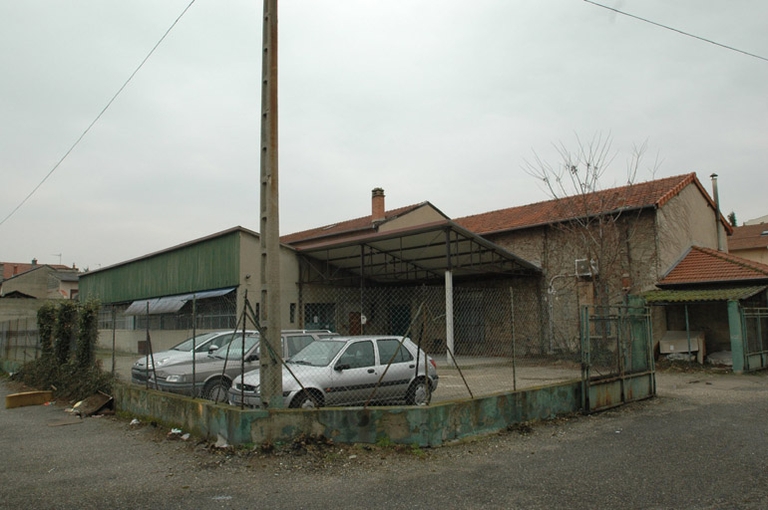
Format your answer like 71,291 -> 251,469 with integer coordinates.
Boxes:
16,300 -> 113,401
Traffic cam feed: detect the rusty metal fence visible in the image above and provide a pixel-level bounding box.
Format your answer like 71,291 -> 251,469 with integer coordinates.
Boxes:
580,301 -> 655,412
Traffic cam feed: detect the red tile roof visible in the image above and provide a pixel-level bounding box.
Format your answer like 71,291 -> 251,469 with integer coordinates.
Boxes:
659,246 -> 768,286
728,223 -> 768,251
1,262 -> 71,280
281,203 -> 430,246
454,173 -> 724,235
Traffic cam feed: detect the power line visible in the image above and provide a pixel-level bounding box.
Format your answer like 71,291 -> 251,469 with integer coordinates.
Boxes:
584,0 -> 768,63
0,0 -> 198,229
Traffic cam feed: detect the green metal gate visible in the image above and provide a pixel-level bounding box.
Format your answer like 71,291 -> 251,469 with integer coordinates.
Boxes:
742,306 -> 768,371
580,298 -> 656,413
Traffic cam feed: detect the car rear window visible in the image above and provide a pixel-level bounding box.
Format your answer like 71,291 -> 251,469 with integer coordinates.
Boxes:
377,339 -> 413,364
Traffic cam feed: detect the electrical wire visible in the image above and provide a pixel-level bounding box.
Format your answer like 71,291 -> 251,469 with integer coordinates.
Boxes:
0,0 -> 198,229
584,0 -> 768,63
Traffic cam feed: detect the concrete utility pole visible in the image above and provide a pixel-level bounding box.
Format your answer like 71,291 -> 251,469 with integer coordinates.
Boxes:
259,0 -> 283,408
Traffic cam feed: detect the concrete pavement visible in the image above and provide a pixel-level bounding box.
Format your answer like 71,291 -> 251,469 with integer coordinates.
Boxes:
2,367 -> 767,509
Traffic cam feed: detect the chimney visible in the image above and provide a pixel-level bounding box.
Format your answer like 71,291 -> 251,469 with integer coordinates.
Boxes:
372,188 -> 385,224
710,173 -> 725,252
31,258 -> 37,266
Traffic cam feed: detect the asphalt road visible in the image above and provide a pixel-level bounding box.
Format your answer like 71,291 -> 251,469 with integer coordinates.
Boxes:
2,368 -> 767,509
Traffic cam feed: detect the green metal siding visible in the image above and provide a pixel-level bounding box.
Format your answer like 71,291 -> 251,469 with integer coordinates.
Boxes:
79,231 -> 241,303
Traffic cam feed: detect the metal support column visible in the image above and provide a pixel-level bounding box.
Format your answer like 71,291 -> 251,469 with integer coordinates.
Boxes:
444,229 -> 455,366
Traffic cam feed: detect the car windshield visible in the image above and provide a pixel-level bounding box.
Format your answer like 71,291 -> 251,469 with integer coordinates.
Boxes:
171,332 -> 221,352
211,335 -> 260,360
288,340 -> 346,367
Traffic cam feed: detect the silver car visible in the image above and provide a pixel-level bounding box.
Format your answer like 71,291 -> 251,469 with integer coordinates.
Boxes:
227,336 -> 439,409
149,330 -> 336,401
131,330 -> 256,385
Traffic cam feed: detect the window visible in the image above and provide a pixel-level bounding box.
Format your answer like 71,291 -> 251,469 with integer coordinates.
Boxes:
285,334 -> 314,358
377,338 -> 413,364
338,341 -> 375,368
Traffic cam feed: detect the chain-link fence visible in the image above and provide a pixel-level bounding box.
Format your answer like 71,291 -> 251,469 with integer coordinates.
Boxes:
277,283 -> 582,407
3,284 -> 586,407
0,316 -> 40,368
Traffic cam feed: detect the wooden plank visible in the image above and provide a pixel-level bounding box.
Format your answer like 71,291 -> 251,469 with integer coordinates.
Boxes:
5,390 -> 54,409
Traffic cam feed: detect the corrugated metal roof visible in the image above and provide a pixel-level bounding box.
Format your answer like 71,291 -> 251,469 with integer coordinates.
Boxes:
292,220 -> 541,284
643,286 -> 767,303
125,288 -> 236,315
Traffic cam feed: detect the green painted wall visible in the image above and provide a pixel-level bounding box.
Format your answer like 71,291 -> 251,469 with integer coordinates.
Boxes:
113,380 -> 583,448
79,231 -> 242,303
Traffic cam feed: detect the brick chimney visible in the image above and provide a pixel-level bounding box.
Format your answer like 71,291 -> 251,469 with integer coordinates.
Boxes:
372,187 -> 385,224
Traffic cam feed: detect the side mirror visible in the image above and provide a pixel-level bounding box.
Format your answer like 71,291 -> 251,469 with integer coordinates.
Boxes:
334,363 -> 350,372
246,354 -> 259,362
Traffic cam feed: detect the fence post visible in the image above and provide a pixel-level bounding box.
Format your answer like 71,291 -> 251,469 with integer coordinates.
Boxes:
728,300 -> 745,373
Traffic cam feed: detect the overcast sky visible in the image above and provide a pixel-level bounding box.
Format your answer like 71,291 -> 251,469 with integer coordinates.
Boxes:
1,1 -> 766,271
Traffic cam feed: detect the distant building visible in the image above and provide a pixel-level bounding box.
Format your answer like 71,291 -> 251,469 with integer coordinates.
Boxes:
729,222 -> 768,265
1,263 -> 79,300
0,260 -> 80,323
744,214 -> 768,226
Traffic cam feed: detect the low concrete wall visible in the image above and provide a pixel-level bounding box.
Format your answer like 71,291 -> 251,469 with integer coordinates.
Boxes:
114,380 -> 582,447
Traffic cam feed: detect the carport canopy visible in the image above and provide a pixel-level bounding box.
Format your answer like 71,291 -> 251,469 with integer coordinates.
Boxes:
292,220 -> 541,284
124,287 -> 236,316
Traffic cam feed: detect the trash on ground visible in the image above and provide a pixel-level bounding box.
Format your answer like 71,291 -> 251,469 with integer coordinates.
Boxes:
706,351 -> 733,367
72,392 -> 114,417
167,428 -> 184,440
666,353 -> 696,362
5,390 -> 54,409
47,417 -> 83,427
215,434 -> 229,448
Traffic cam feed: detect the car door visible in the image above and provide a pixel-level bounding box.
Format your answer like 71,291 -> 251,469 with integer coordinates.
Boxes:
328,340 -> 377,405
221,334 -> 261,380
375,338 -> 416,402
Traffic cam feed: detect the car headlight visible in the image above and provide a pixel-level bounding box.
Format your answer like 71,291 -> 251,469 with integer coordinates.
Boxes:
233,382 -> 259,393
154,357 -> 171,367
165,374 -> 186,383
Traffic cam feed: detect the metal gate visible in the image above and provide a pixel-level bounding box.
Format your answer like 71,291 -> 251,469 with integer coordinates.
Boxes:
580,299 -> 656,413
743,307 -> 768,371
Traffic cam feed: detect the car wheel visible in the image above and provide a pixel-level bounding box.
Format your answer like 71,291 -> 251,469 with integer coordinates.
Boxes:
202,378 -> 230,402
406,378 -> 431,406
290,390 -> 322,409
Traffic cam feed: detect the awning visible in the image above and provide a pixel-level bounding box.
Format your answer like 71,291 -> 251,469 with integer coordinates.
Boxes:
124,287 -> 236,316
643,286 -> 767,304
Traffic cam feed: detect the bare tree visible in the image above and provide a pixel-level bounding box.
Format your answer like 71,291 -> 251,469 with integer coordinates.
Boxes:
524,134 -> 658,351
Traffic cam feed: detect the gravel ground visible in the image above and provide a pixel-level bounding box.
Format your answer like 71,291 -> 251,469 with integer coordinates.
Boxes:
2,364 -> 767,509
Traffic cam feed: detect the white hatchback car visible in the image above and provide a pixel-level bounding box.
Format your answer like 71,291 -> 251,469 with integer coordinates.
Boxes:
228,335 -> 438,408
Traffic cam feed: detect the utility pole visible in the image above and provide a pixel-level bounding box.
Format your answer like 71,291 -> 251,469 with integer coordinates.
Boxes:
259,0 -> 283,408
